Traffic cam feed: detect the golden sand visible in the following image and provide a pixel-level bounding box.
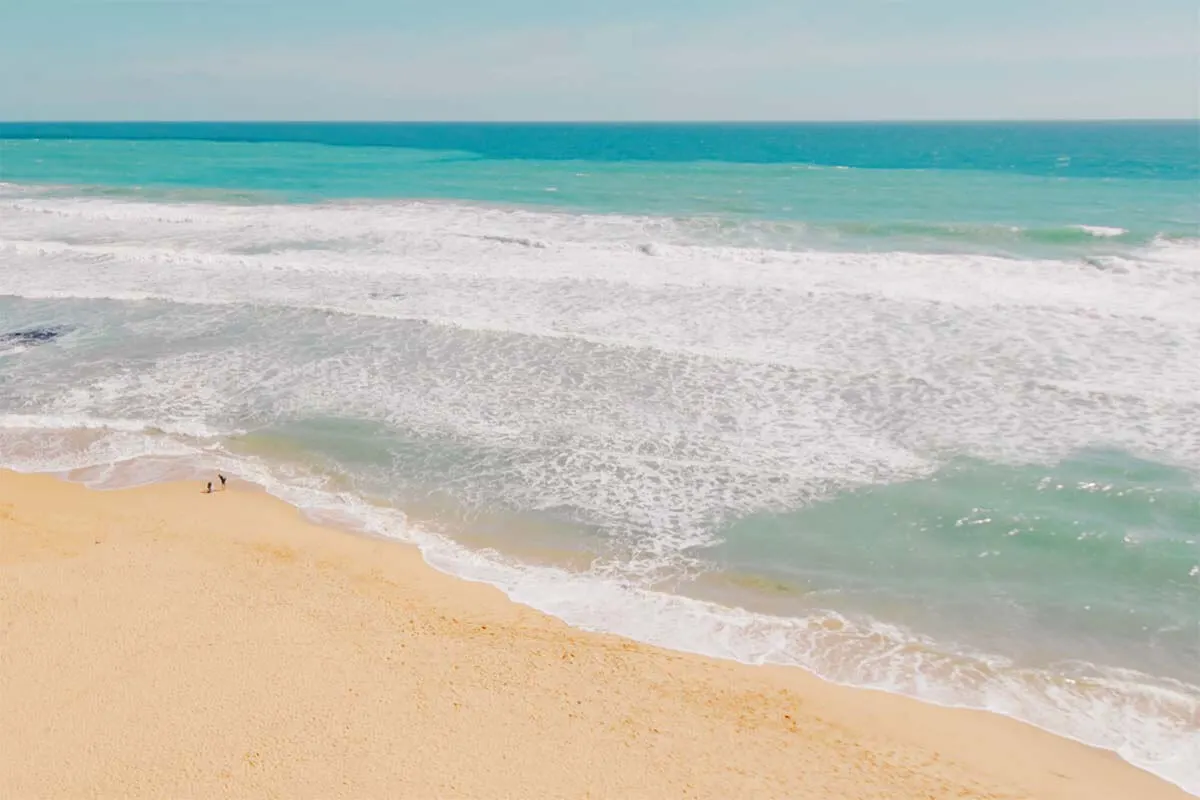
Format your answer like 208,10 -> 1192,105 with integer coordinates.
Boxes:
0,470 -> 1187,799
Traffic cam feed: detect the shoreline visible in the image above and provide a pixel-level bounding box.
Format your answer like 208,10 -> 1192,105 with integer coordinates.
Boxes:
0,468 -> 1190,799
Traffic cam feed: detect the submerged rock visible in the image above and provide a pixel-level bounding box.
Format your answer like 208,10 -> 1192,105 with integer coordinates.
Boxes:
0,326 -> 70,346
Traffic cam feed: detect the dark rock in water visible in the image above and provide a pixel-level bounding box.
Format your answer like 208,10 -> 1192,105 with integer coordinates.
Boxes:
0,326 -> 71,346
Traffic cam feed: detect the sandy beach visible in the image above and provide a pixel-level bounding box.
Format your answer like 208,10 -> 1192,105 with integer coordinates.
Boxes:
0,469 -> 1187,799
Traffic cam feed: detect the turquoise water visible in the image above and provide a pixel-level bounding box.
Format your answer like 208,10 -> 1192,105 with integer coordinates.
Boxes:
2,123 -> 1198,257
0,123 -> 1197,792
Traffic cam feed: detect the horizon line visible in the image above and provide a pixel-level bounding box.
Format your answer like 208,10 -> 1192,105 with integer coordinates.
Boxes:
2,118 -> 1197,126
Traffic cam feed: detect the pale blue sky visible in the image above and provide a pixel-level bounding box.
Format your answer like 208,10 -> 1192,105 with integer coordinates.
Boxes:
1,0 -> 1196,120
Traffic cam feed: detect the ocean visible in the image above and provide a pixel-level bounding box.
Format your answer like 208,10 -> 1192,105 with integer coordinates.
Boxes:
1,122 -> 1197,792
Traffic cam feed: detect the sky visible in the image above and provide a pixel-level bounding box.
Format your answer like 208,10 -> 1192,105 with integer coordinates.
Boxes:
0,0 -> 1197,121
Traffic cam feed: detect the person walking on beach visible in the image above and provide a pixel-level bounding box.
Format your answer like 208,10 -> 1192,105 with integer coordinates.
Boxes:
218,473 -> 227,490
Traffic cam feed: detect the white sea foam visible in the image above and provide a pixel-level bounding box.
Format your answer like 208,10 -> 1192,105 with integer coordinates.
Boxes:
0,429 -> 202,476
2,194 -> 1199,553
1145,235 -> 1200,270
0,413 -> 231,439
2,193 -> 1198,515
1074,224 -> 1128,238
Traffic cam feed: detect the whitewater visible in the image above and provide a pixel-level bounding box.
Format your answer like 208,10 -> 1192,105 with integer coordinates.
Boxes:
1,186 -> 1198,793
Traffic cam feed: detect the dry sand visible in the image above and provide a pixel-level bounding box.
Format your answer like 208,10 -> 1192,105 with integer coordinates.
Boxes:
0,469 -> 1188,799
